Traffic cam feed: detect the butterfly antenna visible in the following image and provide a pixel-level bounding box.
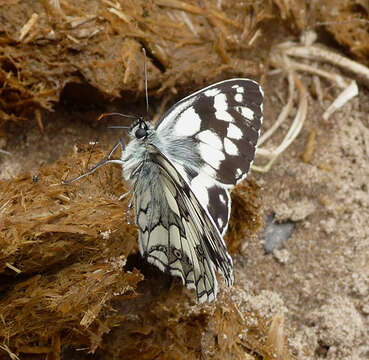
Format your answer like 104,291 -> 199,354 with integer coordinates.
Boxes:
98,112 -> 138,121
108,125 -> 130,129
142,48 -> 149,116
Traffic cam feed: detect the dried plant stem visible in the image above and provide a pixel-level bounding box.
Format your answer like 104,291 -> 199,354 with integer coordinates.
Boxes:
18,13 -> 39,42
287,60 -> 348,88
258,71 -> 294,147
323,81 -> 358,120
0,344 -> 20,360
5,262 -> 22,274
254,72 -> 307,172
284,44 -> 369,87
253,37 -> 365,172
156,0 -> 203,15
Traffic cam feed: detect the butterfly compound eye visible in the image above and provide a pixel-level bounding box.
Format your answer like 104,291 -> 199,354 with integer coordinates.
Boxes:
135,127 -> 147,139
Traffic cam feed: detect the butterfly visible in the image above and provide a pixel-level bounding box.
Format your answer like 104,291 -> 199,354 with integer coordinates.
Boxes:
65,78 -> 263,302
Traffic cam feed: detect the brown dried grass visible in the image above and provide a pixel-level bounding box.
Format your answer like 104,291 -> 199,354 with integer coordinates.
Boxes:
0,145 -> 143,355
0,0 -> 272,127
272,0 -> 369,65
316,0 -> 369,64
1,1 -> 367,128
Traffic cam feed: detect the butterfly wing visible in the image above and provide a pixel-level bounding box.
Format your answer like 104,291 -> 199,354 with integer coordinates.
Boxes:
154,78 -> 263,236
134,144 -> 233,302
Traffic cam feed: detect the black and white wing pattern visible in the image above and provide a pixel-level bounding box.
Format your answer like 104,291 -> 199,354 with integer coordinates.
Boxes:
154,78 -> 263,236
133,145 -> 233,302
123,78 -> 263,302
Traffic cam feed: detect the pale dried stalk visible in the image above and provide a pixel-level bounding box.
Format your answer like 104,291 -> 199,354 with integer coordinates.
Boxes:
156,0 -> 203,15
265,314 -> 288,359
258,71 -> 294,147
287,60 -> 348,88
284,44 -> 369,86
102,0 -> 121,9
248,28 -> 262,46
323,81 -> 358,120
108,7 -> 132,23
277,75 -> 308,156
254,72 -> 308,172
0,149 -> 11,156
158,0 -> 241,28
0,344 -> 20,360
18,13 -> 39,42
5,262 -> 22,274
66,16 -> 97,28
0,199 -> 11,215
179,10 -> 199,36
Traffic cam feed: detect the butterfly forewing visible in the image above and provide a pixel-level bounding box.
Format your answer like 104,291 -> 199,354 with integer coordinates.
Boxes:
156,78 -> 264,186
153,78 -> 263,254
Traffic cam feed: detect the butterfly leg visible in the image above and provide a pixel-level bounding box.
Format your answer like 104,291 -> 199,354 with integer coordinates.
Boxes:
119,188 -> 132,216
119,192 -> 130,200
63,138 -> 125,184
122,174 -> 141,224
124,193 -> 135,224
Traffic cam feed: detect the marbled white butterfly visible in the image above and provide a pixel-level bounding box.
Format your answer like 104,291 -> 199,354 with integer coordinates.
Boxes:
65,78 -> 263,302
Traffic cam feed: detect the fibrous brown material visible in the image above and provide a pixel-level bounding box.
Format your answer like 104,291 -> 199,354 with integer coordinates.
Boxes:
0,144 -> 285,359
317,0 -> 369,65
96,286 -> 291,360
0,146 -> 143,356
227,180 -> 263,254
0,0 -> 272,126
272,0 -> 369,65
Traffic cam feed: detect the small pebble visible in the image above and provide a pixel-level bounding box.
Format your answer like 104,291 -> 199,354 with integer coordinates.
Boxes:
263,214 -> 295,253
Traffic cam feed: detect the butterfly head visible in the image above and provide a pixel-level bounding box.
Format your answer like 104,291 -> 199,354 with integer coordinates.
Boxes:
129,117 -> 152,141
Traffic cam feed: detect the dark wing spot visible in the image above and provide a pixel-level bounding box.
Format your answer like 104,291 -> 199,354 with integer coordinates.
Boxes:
173,248 -> 183,259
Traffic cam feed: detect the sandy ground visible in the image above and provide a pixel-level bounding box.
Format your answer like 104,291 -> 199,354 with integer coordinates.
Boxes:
1,71 -> 368,359
251,75 -> 369,359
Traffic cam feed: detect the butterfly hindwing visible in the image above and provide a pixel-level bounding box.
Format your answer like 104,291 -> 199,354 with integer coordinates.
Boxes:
134,159 -> 219,302
133,144 -> 234,302
148,145 -> 234,283
184,170 -> 231,236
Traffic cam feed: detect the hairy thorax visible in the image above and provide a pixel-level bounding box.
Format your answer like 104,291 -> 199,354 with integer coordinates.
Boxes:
121,128 -> 159,182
